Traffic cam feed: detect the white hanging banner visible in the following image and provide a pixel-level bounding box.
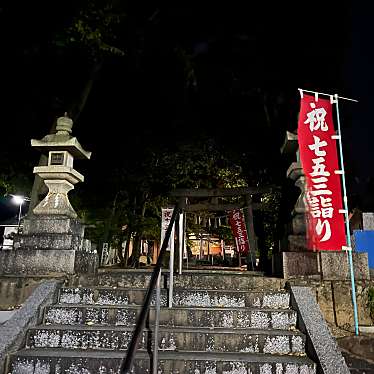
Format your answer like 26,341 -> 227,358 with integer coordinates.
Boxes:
161,208 -> 174,251
161,207 -> 175,308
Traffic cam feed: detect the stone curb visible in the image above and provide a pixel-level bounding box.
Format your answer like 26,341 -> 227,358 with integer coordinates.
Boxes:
0,281 -> 61,374
289,285 -> 350,374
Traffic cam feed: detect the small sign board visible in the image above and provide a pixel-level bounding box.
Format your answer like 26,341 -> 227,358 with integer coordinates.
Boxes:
363,213 -> 374,231
50,152 -> 65,165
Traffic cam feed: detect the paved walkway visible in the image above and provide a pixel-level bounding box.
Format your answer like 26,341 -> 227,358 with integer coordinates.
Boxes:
327,322 -> 374,373
338,336 -> 374,374
0,310 -> 16,324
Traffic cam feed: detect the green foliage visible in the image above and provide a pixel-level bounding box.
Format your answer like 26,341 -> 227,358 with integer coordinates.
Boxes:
258,189 -> 282,258
0,180 -> 11,196
73,136 -> 283,268
153,139 -> 248,191
79,138 -> 253,265
368,287 -> 374,321
217,167 -> 247,188
213,225 -> 234,241
0,153 -> 33,197
55,0 -> 126,59
175,46 -> 197,88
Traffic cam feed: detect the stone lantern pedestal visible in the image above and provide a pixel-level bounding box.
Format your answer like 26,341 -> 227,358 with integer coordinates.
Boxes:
0,116 -> 98,275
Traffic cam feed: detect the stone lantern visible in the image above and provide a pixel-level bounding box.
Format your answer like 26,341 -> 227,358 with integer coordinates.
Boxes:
0,115 -> 98,275
31,115 -> 91,218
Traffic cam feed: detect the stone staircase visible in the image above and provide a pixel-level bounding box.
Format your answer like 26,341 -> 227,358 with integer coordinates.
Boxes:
7,271 -> 317,373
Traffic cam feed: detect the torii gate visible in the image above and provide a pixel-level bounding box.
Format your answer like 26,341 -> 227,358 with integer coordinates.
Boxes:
170,187 -> 269,270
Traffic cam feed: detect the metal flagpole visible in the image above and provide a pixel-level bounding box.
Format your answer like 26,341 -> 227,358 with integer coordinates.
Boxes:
299,88 -> 359,334
298,88 -> 358,103
333,93 -> 359,335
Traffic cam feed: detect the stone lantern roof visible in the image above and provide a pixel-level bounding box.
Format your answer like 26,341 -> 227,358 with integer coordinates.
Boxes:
31,116 -> 92,160
280,131 -> 298,155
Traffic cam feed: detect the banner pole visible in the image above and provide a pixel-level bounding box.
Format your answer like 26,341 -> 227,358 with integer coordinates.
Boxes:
334,93 -> 359,335
298,88 -> 358,102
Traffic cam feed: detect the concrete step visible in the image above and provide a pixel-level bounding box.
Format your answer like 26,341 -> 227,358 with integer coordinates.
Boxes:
26,325 -> 306,355
44,305 -> 297,330
76,269 -> 284,291
9,349 -> 317,374
58,287 -> 291,309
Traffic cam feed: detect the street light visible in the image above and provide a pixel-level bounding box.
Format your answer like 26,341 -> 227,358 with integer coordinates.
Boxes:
10,195 -> 30,233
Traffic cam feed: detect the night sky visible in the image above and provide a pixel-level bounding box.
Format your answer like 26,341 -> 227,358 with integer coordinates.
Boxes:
1,1 -> 373,221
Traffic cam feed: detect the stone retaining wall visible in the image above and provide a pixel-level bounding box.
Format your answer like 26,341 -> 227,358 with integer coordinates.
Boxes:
0,281 -> 61,373
288,279 -> 374,329
289,286 -> 350,374
0,276 -> 65,309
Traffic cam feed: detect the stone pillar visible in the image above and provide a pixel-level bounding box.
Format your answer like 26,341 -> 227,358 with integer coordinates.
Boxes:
272,132 -> 319,278
0,116 -> 98,275
287,161 -> 308,252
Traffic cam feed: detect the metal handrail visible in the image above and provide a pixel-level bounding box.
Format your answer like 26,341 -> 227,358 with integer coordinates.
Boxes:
120,202 -> 181,373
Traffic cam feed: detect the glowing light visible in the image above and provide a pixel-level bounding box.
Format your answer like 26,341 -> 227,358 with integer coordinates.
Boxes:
12,195 -> 25,205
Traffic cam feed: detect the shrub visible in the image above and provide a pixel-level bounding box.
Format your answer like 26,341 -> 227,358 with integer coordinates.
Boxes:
368,287 -> 374,322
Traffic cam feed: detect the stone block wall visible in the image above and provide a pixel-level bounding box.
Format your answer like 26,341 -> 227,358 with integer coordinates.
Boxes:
288,279 -> 374,330
0,276 -> 66,309
273,251 -> 370,281
320,252 -> 370,281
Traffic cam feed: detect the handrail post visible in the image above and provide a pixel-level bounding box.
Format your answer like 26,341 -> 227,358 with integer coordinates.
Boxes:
152,269 -> 161,374
168,214 -> 177,308
179,211 -> 184,275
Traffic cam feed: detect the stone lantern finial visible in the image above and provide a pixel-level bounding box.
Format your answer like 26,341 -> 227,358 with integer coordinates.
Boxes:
56,114 -> 73,135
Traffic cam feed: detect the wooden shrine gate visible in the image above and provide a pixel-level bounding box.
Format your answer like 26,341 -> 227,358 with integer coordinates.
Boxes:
170,187 -> 268,270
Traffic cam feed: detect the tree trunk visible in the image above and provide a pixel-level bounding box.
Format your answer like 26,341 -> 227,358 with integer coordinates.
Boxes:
28,155 -> 48,213
117,232 -> 125,265
28,60 -> 103,211
70,60 -> 103,121
130,196 -> 148,268
130,235 -> 141,268
102,192 -> 119,244
122,231 -> 132,267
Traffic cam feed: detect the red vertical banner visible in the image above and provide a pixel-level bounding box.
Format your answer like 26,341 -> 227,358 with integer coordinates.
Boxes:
228,209 -> 250,254
298,94 -> 346,250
